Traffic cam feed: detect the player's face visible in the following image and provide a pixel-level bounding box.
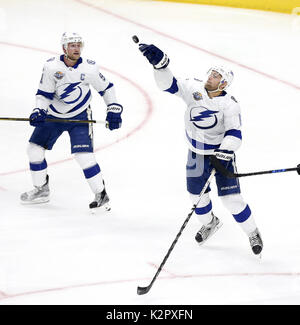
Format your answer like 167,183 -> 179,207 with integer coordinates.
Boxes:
65,42 -> 82,60
205,71 -> 223,91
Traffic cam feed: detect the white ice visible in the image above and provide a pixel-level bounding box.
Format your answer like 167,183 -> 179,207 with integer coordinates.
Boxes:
0,0 -> 300,305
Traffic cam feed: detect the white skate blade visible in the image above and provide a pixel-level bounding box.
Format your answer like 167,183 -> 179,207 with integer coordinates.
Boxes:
197,220 -> 223,246
254,252 -> 262,260
90,202 -> 111,214
20,197 -> 50,205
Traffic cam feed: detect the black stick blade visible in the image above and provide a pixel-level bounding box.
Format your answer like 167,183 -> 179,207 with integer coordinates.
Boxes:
132,35 -> 139,44
137,285 -> 151,295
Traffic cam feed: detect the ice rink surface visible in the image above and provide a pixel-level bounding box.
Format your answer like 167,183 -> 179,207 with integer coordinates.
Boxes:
0,0 -> 300,305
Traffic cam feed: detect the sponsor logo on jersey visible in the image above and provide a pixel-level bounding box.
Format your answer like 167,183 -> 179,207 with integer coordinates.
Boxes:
190,106 -> 219,129
99,72 -> 106,81
87,59 -> 95,65
80,73 -> 85,81
54,71 -> 64,79
193,91 -> 203,101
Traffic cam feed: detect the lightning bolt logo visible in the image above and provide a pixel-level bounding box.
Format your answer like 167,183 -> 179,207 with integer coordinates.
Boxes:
60,82 -> 82,104
190,109 -> 219,122
190,107 -> 219,129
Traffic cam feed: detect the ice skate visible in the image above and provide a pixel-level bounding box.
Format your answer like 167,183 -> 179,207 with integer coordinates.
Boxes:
89,187 -> 110,211
195,213 -> 222,245
249,228 -> 263,257
20,175 -> 50,204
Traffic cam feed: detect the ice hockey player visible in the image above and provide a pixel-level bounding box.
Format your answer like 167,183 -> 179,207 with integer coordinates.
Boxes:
138,42 -> 263,256
20,32 -> 123,210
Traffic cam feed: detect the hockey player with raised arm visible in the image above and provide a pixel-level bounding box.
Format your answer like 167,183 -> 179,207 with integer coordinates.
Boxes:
138,43 -> 263,256
20,32 -> 123,210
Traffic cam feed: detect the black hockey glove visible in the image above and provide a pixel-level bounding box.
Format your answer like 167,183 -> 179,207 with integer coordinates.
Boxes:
29,108 -> 47,127
210,149 -> 235,170
139,44 -> 169,69
106,103 -> 123,130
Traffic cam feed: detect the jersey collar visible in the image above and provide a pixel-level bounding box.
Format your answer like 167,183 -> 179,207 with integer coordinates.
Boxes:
205,88 -> 227,98
60,55 -> 83,69
219,90 -> 227,97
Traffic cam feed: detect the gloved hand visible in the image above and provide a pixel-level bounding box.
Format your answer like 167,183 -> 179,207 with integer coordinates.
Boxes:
213,149 -> 235,168
106,103 -> 123,130
29,108 -> 47,127
139,43 -> 169,69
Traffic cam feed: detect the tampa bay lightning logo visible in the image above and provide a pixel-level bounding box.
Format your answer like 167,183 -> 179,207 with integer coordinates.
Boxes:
190,106 -> 219,129
58,82 -> 82,104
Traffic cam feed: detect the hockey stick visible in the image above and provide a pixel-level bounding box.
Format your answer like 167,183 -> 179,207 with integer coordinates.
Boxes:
209,155 -> 300,178
137,169 -> 216,295
0,117 -> 105,124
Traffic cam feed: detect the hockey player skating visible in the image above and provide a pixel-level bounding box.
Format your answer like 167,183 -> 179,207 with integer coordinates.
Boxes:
20,32 -> 123,210
138,42 -> 263,256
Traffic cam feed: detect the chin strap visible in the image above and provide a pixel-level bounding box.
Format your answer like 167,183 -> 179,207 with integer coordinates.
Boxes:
64,52 -> 76,62
63,46 -> 77,63
207,78 -> 228,93
207,86 -> 222,93
207,81 -> 227,93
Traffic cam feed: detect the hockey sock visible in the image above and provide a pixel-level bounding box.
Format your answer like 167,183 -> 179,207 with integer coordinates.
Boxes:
221,194 -> 257,235
190,193 -> 213,225
29,160 -> 48,187
27,143 -> 47,187
74,152 -> 105,194
83,164 -> 104,193
232,206 -> 257,235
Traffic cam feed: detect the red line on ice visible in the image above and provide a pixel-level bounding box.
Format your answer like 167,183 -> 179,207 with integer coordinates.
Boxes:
0,39 -> 153,299
1,271 -> 300,302
1,0 -> 299,302
75,0 -> 300,91
0,42 -> 153,177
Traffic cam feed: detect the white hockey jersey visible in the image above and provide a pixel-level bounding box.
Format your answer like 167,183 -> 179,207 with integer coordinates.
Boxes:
154,68 -> 242,155
36,55 -> 117,118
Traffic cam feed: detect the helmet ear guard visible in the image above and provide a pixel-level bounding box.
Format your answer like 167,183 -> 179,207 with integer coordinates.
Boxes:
219,79 -> 227,90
